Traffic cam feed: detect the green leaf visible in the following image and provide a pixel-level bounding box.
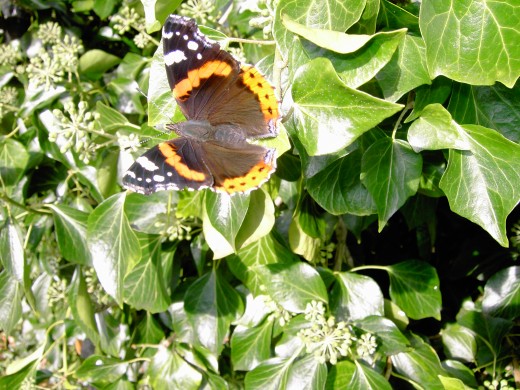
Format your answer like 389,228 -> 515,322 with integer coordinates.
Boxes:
0,361 -> 37,389
79,49 -> 121,80
482,266 -> 520,319
442,323 -> 476,363
331,272 -> 384,321
420,0 -> 520,87
291,58 -> 403,156
134,312 -> 165,344
87,192 -> 141,305
286,354 -> 327,390
48,204 -> 91,265
0,219 -> 25,281
0,271 -> 23,334
408,104 -> 470,152
95,101 -> 132,132
76,355 -> 128,384
273,0 -> 367,58
386,260 -> 442,320
125,191 -> 175,234
231,319 -> 274,371
439,125 -> 520,247
0,138 -> 29,187
448,81 -> 520,143
361,138 -> 423,231
262,262 -> 328,312
326,360 -> 356,388
148,346 -> 203,390
184,269 -> 244,354
124,233 -> 170,313
228,234 -> 297,295
307,149 -> 377,216
68,268 -> 100,345
405,77 -> 452,123
376,35 -> 430,102
441,360 -> 478,388
378,0 -> 420,33
349,360 -> 392,390
391,336 -> 446,390
355,315 -> 410,355
244,357 -> 293,390
92,0 -> 116,19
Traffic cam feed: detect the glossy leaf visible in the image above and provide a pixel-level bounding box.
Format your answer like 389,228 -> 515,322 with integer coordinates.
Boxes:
349,360 -> 391,390
361,138 -> 422,230
123,233 -> 170,313
439,125 -> 520,247
148,346 -> 202,390
0,271 -> 23,334
331,272 -> 384,321
244,357 -> 293,390
0,219 -> 24,281
442,323 -> 476,363
184,269 -> 244,354
376,35 -> 430,102
325,360 -> 356,388
87,192 -> 141,304
0,138 -> 29,186
420,0 -> 520,87
291,58 -> 403,156
79,49 -> 121,80
286,354 -> 327,390
68,268 -> 100,345
391,336 -> 446,390
448,82 -> 520,143
48,204 -> 91,265
355,315 -> 410,355
386,260 -> 442,320
482,266 -> 520,319
231,319 -> 274,371
76,355 -> 128,384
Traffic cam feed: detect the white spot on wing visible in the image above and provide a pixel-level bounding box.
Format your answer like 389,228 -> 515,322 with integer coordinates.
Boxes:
187,41 -> 199,51
153,175 -> 165,182
163,30 -> 173,39
196,53 -> 202,60
126,171 -> 136,179
146,178 -> 152,183
167,172 -> 173,177
137,177 -> 143,182
136,156 -> 159,171
175,31 -> 180,36
164,50 -> 187,65
183,34 -> 189,40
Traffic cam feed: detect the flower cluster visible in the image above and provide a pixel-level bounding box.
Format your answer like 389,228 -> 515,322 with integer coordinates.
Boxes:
50,101 -> 100,163
117,132 -> 141,153
265,296 -> 293,326
111,6 -> 154,49
25,21 -> 83,90
0,41 -> 21,67
180,0 -> 216,25
298,301 -> 378,365
246,0 -> 275,39
0,86 -> 18,117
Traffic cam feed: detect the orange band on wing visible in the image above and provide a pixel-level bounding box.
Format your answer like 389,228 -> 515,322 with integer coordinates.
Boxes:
214,161 -> 275,194
240,65 -> 279,124
173,60 -> 234,101
158,143 -> 207,182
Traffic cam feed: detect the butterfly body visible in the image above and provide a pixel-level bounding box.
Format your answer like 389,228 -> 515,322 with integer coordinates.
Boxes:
123,15 -> 279,195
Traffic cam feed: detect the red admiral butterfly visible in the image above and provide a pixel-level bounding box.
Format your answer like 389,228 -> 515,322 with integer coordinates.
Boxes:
123,15 -> 279,195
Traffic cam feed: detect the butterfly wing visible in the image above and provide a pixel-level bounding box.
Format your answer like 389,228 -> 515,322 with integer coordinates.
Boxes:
162,15 -> 279,139
123,138 -> 213,194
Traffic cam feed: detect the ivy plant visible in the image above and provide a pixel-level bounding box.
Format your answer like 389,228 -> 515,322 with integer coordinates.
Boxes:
0,0 -> 519,389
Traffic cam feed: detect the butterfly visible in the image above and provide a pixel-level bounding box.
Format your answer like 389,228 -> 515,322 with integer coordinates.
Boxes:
123,15 -> 279,195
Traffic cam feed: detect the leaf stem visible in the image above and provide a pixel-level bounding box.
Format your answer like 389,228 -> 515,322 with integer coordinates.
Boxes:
227,37 -> 276,45
391,92 -> 415,140
0,194 -> 52,215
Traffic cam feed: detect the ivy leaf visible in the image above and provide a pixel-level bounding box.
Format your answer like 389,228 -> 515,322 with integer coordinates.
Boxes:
148,346 -> 202,390
448,82 -> 520,143
331,272 -> 384,321
326,360 -> 356,388
68,268 -> 100,345
48,204 -> 91,265
184,269 -> 244,354
291,58 -> 403,156
361,138 -> 423,231
307,149 -> 377,216
379,0 -> 420,33
231,319 -> 274,371
439,125 -> 520,247
0,138 -> 29,187
482,266 -> 520,320
349,360 -> 392,390
79,50 -> 121,80
123,233 -> 170,313
0,219 -> 25,282
391,336 -> 446,390
386,260 -> 442,320
0,271 -> 23,334
273,0 -> 366,58
355,315 -> 410,355
376,35 -> 430,102
286,354 -> 327,390
76,355 -> 128,385
244,357 -> 293,390
87,193 -> 141,305
442,323 -> 476,363
420,0 -> 520,87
